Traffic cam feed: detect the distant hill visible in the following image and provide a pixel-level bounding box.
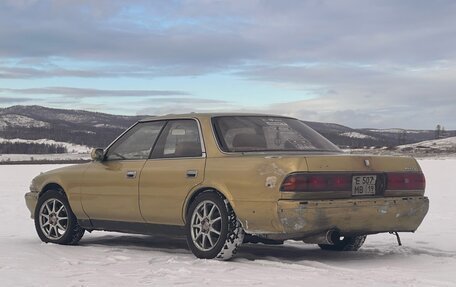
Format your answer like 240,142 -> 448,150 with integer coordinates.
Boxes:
0,105 -> 144,149
0,105 -> 454,153
302,121 -> 455,149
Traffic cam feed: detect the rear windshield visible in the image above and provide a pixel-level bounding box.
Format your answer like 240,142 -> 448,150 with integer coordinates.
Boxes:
212,116 -> 341,153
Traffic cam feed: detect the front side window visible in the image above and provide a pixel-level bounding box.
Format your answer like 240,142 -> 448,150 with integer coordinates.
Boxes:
151,120 -> 202,158
212,116 -> 341,153
105,121 -> 165,160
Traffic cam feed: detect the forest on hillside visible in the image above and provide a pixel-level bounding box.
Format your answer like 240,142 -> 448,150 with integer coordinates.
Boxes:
0,142 -> 67,154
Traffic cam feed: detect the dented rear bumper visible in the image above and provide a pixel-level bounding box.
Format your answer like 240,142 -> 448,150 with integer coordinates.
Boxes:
275,196 -> 429,240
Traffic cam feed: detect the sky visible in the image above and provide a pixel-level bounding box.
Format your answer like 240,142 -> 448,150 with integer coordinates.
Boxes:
0,0 -> 455,129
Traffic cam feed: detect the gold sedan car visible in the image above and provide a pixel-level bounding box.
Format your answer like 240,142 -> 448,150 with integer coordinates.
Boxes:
25,114 -> 429,260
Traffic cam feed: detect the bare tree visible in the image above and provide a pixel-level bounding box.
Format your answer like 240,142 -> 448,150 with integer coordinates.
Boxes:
435,124 -> 441,139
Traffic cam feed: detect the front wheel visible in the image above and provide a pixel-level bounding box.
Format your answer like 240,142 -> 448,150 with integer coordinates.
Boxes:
318,235 -> 367,251
186,192 -> 244,260
34,189 -> 85,245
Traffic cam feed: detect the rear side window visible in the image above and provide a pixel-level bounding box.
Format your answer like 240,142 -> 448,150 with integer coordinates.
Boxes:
105,121 -> 165,160
151,120 -> 203,158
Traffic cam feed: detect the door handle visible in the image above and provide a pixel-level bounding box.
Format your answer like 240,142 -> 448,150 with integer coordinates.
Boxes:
186,170 -> 198,178
126,171 -> 137,179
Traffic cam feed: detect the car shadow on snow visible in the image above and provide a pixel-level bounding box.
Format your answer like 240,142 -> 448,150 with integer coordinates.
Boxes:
238,243 -> 405,262
76,233 -> 451,262
79,234 -> 190,255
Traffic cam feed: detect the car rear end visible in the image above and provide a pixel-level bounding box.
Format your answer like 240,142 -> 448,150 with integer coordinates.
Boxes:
210,115 -> 429,243
275,155 -> 429,241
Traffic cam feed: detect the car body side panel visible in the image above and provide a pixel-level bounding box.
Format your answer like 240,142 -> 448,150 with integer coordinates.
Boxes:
201,156 -> 307,233
28,164 -> 89,220
139,158 -> 206,225
197,116 -> 220,158
80,160 -> 146,222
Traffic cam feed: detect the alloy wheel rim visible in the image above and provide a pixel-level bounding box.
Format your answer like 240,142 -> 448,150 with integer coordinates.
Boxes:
39,198 -> 68,240
190,200 -> 222,251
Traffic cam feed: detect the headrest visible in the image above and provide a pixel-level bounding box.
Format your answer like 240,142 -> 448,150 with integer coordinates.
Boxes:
232,133 -> 266,149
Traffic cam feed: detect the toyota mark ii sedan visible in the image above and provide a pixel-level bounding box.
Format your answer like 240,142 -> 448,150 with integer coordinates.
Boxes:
25,114 -> 429,260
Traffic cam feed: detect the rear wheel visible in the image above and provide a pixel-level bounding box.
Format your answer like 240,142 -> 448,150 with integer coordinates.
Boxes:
186,192 -> 244,260
318,235 -> 366,251
34,189 -> 85,245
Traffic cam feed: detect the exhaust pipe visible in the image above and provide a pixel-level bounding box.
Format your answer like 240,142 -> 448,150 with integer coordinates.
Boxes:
303,230 -> 340,245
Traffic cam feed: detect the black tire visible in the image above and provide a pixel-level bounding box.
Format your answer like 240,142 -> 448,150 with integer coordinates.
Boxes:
186,192 -> 244,260
34,189 -> 85,245
318,235 -> 366,251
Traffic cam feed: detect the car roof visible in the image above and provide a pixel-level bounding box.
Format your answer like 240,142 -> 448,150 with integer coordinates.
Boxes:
138,112 -> 296,122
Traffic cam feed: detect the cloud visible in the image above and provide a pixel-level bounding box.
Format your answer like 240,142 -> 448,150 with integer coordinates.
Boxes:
0,63 -> 225,79
0,1 -> 258,72
0,87 -> 233,116
246,62 -> 456,128
0,66 -> 121,79
0,96 -> 33,104
135,100 -> 239,116
2,1 -> 453,68
0,1 -> 456,67
2,1 -> 456,72
0,1 -> 455,128
0,87 -> 190,98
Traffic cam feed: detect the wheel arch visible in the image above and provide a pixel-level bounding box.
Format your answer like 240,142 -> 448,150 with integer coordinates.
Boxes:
40,182 -> 65,197
183,185 -> 237,224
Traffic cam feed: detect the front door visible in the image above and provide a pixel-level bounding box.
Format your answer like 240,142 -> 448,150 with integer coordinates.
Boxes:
81,121 -> 165,222
139,119 -> 206,225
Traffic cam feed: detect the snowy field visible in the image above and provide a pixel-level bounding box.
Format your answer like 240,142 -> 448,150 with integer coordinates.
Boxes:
1,159 -> 455,286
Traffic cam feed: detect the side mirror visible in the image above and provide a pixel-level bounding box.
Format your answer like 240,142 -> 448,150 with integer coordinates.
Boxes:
90,148 -> 104,161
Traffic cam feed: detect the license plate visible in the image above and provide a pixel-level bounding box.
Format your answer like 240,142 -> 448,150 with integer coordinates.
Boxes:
352,175 -> 377,195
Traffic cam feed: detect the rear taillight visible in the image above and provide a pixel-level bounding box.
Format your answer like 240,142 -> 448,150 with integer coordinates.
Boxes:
280,173 -> 351,192
387,172 -> 426,190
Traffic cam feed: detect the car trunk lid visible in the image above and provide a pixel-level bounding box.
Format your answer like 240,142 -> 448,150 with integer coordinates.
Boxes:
304,154 -> 421,173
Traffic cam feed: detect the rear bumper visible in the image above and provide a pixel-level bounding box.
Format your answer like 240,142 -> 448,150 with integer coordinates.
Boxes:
25,192 -> 38,219
275,196 -> 429,240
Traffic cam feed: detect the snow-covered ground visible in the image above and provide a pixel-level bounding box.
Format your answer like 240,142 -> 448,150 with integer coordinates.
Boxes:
397,137 -> 456,153
1,159 -> 455,286
340,131 -> 376,139
368,128 -> 424,134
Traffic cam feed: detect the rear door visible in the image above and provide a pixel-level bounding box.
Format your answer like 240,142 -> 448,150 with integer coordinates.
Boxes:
139,119 -> 206,225
81,121 -> 165,222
